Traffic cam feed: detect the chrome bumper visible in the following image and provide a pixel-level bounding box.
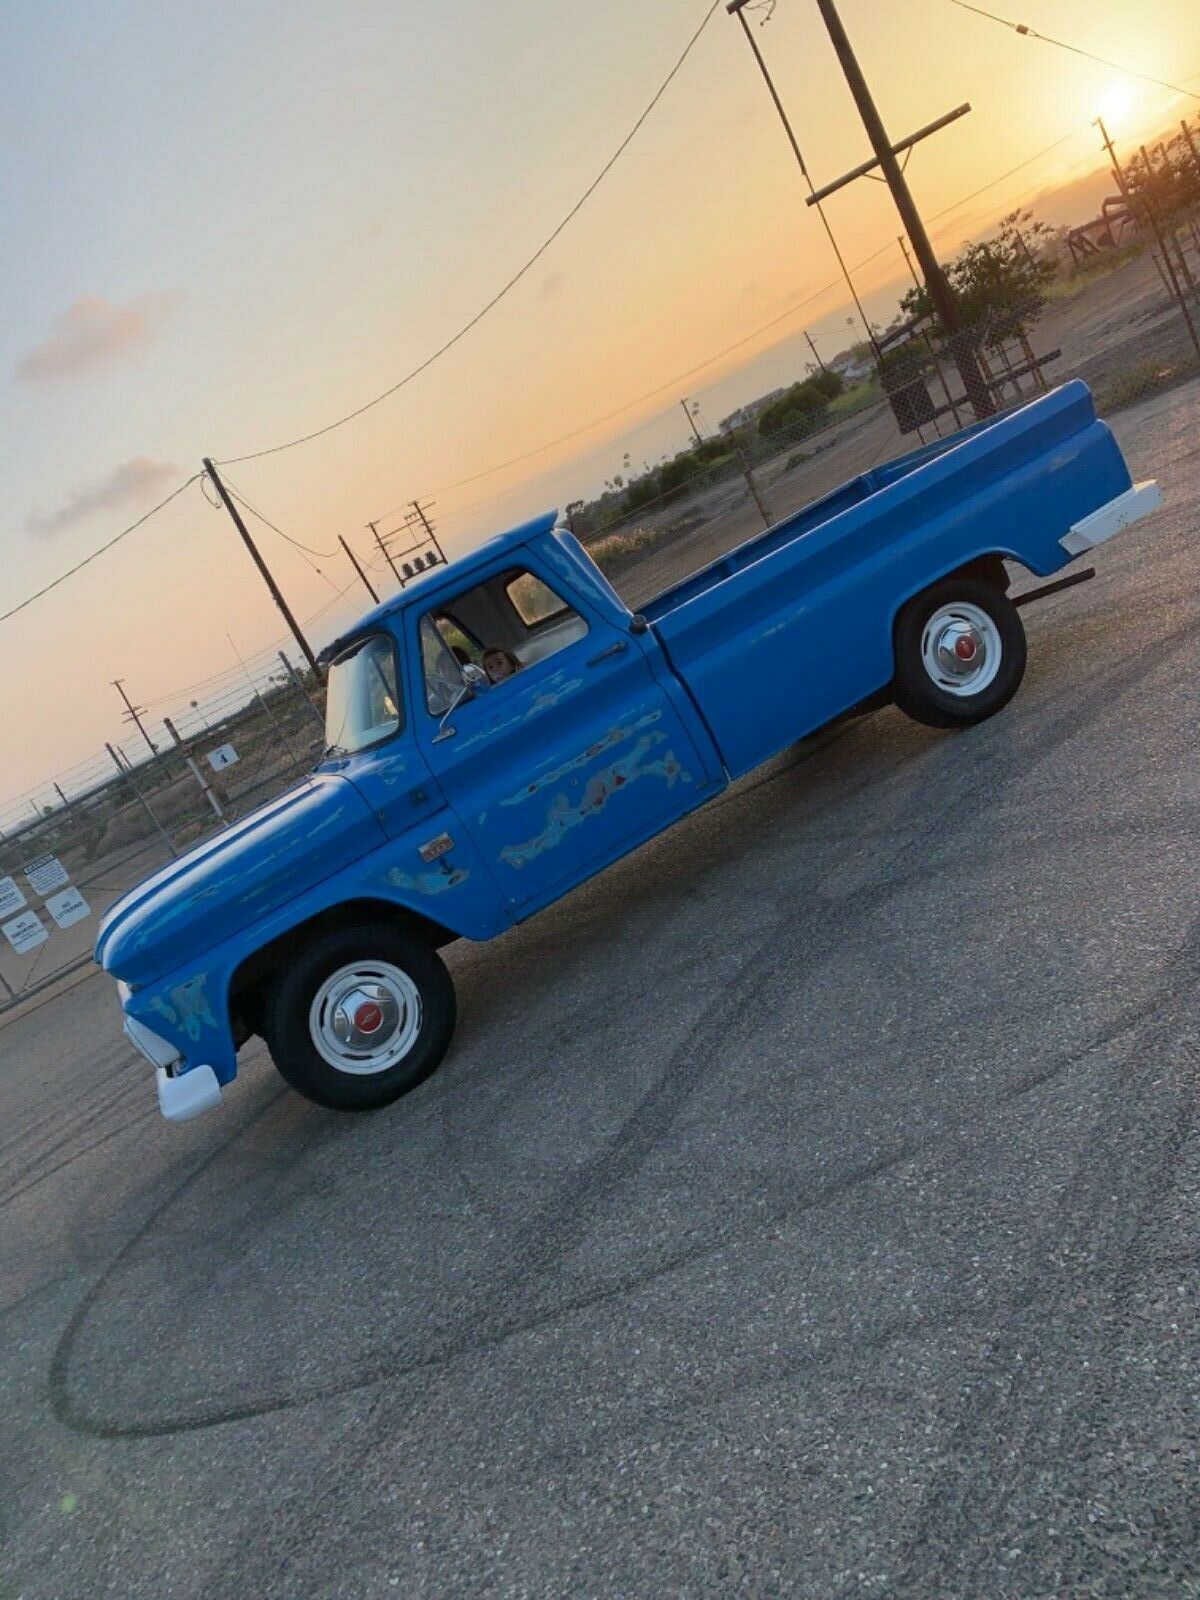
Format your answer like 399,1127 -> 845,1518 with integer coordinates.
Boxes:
122,1013 -> 223,1122
1061,481 -> 1163,557
155,1064 -> 223,1122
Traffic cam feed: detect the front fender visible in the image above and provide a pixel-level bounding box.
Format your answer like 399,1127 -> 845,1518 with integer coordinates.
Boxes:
120,818 -> 507,1087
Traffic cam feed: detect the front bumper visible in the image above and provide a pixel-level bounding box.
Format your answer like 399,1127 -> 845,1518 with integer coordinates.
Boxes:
1061,481 -> 1163,557
155,1064 -> 223,1122
123,1014 -> 224,1122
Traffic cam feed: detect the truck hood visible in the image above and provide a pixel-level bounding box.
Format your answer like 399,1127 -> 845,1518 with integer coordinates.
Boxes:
95,775 -> 386,987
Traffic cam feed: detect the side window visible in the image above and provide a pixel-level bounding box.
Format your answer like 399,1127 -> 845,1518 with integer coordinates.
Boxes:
435,613 -> 482,667
421,616 -> 467,717
419,566 -> 588,715
506,572 -> 569,628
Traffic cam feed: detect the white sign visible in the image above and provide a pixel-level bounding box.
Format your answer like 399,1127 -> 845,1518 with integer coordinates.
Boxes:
2,909 -> 49,955
0,876 -> 27,918
207,744 -> 239,771
46,886 -> 91,930
23,853 -> 69,897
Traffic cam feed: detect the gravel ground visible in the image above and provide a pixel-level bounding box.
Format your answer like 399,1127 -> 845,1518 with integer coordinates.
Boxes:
2,378 -> 1198,1599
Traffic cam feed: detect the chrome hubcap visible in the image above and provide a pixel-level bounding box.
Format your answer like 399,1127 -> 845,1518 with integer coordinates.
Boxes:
309,961 -> 422,1076
921,602 -> 1002,697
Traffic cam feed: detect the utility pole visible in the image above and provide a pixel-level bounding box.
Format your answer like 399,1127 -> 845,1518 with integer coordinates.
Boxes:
339,535 -> 380,603
680,398 -> 704,445
898,234 -> 921,292
367,520 -> 403,585
111,679 -> 159,763
727,0 -> 878,354
410,500 -> 435,540
202,458 -> 322,677
810,0 -> 994,420
408,501 -> 448,569
804,331 -> 829,373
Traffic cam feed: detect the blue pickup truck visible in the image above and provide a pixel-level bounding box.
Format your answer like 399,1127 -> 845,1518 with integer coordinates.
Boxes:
98,381 -> 1160,1120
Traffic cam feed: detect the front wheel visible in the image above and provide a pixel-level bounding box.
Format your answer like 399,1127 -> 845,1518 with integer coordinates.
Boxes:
263,923 -> 456,1111
892,577 -> 1026,729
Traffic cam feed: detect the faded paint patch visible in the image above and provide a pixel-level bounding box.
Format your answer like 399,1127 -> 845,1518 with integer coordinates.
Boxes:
499,734 -> 692,869
501,711 -> 662,808
386,863 -> 469,896
456,673 -> 585,753
149,973 -> 218,1042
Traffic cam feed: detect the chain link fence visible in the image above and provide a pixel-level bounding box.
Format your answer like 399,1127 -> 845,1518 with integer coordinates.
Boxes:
0,658 -> 325,1011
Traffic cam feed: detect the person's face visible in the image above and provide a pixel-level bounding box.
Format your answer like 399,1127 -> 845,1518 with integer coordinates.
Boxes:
484,652 -> 513,683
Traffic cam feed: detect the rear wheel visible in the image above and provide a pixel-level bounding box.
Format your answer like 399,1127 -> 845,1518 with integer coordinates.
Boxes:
892,576 -> 1026,729
264,923 -> 456,1110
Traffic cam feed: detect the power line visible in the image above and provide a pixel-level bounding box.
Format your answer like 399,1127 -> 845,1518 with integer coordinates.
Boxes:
1,94 -> 1169,634
217,474 -> 336,560
0,475 -> 200,626
392,128 -> 1083,521
946,2 -> 1200,103
216,0 -> 723,467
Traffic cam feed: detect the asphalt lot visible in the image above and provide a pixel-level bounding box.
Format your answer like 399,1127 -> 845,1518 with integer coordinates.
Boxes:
3,380 -> 1199,1599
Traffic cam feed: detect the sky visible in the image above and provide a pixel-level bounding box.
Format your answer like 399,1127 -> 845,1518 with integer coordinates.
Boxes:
2,0 -> 1198,805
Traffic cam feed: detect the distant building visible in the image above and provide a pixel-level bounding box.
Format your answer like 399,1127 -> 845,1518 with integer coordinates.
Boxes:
829,347 -> 875,382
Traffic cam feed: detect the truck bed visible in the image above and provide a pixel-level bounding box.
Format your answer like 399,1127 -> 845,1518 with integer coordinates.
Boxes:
644,381 -> 1132,779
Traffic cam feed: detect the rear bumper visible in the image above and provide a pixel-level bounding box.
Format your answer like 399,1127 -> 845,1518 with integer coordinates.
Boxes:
1061,481 -> 1163,557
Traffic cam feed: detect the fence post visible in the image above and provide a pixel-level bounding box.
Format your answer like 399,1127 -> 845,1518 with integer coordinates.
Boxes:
105,743 -> 178,858
726,429 -> 773,529
163,717 -> 228,827
227,636 -> 309,781
278,651 -> 324,726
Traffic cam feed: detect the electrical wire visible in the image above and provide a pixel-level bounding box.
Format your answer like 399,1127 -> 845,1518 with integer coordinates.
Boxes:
215,0 -> 723,467
946,1 -> 1200,103
0,475 -> 200,626
4,84 -> 1182,638
375,126 -> 1082,523
216,474 -> 336,560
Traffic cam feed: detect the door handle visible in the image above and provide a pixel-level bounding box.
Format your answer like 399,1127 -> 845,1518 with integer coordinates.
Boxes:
587,641 -> 628,667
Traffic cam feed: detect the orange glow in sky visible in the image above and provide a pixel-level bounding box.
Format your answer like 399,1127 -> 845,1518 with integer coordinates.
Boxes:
2,0 -> 1198,801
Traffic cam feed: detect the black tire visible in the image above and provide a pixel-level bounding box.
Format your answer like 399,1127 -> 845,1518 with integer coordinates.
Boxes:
892,576 -> 1026,729
263,923 -> 456,1111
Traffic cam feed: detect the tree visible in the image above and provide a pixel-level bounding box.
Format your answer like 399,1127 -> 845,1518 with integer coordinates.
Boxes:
757,369 -> 843,440
899,209 -> 1055,348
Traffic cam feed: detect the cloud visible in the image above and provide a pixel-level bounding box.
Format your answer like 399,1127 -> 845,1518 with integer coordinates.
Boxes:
15,294 -> 177,382
26,457 -> 180,537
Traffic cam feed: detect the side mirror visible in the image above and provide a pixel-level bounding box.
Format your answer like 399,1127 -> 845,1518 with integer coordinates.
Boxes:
434,661 -> 490,743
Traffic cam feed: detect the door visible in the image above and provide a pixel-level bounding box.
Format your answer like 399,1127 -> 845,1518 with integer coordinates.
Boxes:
412,558 -> 716,911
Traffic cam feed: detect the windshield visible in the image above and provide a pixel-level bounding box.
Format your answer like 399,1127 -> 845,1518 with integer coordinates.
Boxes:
323,634 -> 403,756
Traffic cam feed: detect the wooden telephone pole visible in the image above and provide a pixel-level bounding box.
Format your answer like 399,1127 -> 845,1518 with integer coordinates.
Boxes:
809,0 -> 994,420
202,459 -> 322,676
